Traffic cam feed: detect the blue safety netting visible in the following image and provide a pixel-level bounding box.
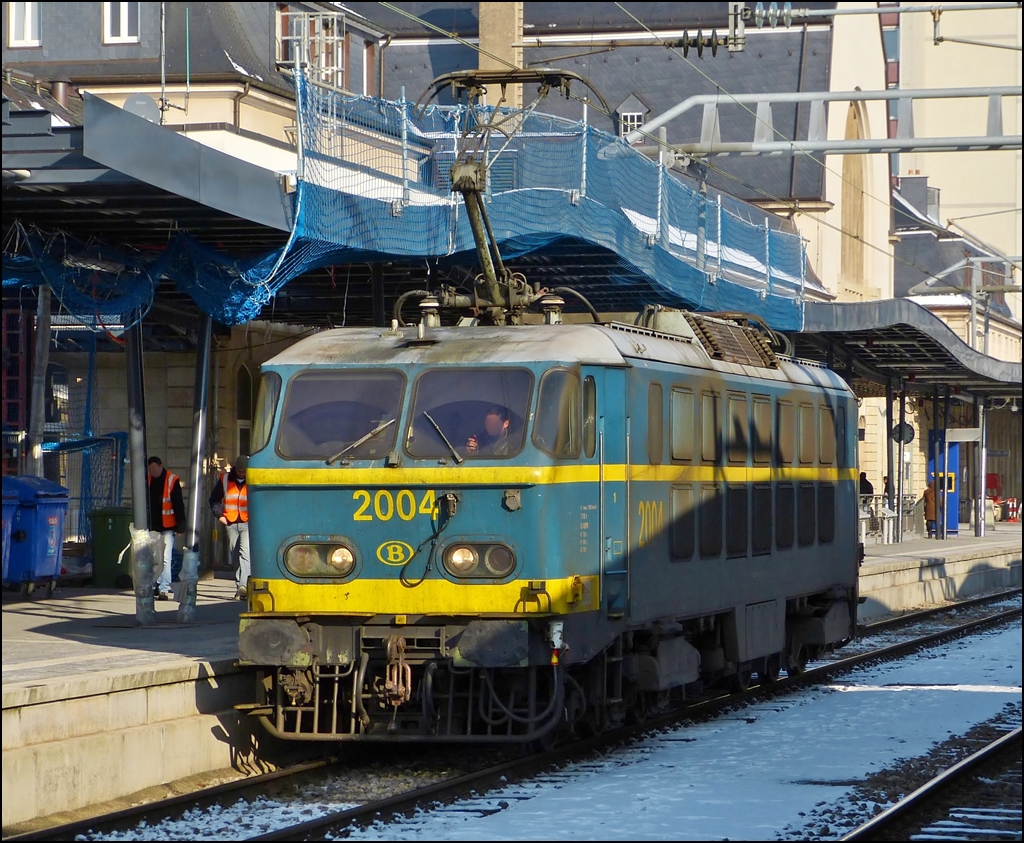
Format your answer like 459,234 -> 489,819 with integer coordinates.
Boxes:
3,75 -> 808,330
289,75 -> 807,329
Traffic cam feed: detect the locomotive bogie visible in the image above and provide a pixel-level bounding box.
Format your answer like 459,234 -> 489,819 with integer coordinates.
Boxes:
237,322 -> 860,741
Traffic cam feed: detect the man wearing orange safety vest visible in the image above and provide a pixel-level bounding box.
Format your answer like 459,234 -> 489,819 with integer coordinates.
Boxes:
146,456 -> 185,601
210,455 -> 250,600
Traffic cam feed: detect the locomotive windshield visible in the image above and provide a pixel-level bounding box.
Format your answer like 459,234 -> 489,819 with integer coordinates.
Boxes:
405,368 -> 532,460
277,370 -> 404,460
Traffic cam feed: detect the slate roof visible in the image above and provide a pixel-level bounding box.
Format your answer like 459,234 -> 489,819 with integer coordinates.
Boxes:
4,2 -> 293,96
355,1 -> 837,202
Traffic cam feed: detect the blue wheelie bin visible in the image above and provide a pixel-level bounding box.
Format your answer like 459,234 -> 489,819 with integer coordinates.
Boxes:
2,484 -> 18,583
6,476 -> 70,596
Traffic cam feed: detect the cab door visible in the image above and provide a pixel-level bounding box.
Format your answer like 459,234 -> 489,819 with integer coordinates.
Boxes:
599,366 -> 629,618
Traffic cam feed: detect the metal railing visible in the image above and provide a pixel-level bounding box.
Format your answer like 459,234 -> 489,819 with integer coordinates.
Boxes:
859,493 -> 920,544
278,10 -> 347,90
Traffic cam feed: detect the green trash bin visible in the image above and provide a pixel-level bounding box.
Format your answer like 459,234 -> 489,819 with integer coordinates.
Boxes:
89,507 -> 134,588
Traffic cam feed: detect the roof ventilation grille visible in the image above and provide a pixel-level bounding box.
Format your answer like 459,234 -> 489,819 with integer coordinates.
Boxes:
684,314 -> 779,368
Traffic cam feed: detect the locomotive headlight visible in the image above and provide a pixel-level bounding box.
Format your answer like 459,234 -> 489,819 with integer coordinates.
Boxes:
483,545 -> 515,576
328,545 -> 355,575
445,545 -> 479,576
284,541 -> 358,578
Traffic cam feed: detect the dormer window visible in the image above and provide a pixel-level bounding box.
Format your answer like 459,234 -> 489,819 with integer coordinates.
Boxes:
619,112 -> 644,138
104,2 -> 140,45
615,93 -> 651,141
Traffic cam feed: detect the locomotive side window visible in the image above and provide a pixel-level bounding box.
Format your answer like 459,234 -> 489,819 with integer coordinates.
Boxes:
727,394 -> 749,464
776,483 -> 795,548
819,483 -> 835,543
776,401 -> 795,465
533,369 -> 581,459
583,376 -> 597,459
726,485 -> 748,557
836,406 -> 848,468
407,368 -> 532,460
251,372 -> 282,455
699,483 -> 722,557
798,482 -> 816,546
799,404 -> 816,465
701,392 -> 722,464
648,383 -> 664,465
752,397 -> 771,465
752,484 -> 772,554
819,406 -> 836,465
278,370 -> 404,460
670,388 -> 694,461
670,485 -> 695,560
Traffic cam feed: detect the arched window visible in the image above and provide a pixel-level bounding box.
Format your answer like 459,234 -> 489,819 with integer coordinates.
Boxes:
840,100 -> 869,297
236,364 -> 255,456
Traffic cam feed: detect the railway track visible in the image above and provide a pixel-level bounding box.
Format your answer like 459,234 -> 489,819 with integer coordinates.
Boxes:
10,588 -> 1020,842
841,726 -> 1022,842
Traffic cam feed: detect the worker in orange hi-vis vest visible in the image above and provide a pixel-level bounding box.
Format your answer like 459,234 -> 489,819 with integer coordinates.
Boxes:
146,456 -> 185,600
210,455 -> 250,600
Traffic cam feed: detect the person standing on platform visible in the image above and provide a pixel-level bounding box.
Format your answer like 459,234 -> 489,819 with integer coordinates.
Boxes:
210,455 -> 250,600
859,472 -> 874,497
924,478 -> 937,538
146,456 -> 185,600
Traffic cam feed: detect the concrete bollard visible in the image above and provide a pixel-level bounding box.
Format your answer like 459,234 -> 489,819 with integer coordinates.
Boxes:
129,523 -> 162,626
176,547 -> 200,623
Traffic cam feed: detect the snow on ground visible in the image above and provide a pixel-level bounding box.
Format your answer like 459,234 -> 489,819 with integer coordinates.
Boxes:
341,621 -> 1021,841
82,619 -> 1021,841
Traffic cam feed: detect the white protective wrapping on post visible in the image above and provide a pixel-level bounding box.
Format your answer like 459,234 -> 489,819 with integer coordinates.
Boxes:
129,523 -> 162,626
175,547 -> 200,622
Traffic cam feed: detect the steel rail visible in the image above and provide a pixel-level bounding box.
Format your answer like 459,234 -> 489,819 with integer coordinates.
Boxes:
252,604 -> 1022,841
3,756 -> 342,842
839,726 -> 1023,841
11,600 -> 1019,842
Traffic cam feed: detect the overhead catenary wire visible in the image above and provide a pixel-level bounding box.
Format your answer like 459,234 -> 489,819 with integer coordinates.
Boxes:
376,1 -> 954,288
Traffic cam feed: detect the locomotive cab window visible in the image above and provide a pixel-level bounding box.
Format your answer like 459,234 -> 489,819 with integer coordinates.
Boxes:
533,369 -> 581,459
251,372 -> 282,455
277,370 -> 404,460
407,368 -> 532,459
583,376 -> 597,459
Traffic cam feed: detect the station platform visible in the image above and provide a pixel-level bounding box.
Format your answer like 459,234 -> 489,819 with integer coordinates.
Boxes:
3,526 -> 1022,831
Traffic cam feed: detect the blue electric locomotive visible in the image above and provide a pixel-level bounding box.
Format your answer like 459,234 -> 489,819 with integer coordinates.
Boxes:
237,309 -> 859,742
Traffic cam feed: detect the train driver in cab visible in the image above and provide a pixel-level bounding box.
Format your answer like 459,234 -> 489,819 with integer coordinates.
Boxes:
465,405 -> 511,456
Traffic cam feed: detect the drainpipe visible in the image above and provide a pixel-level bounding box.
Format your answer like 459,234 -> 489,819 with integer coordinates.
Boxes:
233,81 -> 250,129
378,35 -> 391,99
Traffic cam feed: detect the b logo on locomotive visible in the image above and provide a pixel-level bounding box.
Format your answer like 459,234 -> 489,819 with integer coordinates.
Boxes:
376,540 -> 415,565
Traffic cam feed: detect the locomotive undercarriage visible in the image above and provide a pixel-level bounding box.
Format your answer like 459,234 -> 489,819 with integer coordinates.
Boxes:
245,588 -> 855,742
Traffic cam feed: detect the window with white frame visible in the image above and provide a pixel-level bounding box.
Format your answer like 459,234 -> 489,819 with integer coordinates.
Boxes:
8,2 -> 41,47
104,2 -> 140,44
619,112 -> 644,139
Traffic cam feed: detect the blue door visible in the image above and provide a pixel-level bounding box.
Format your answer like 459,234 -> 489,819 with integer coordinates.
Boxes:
928,432 -> 960,535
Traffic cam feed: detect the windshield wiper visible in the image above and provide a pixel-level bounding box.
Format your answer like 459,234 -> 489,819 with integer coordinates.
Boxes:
325,418 -> 395,465
422,411 -> 464,465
